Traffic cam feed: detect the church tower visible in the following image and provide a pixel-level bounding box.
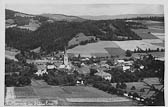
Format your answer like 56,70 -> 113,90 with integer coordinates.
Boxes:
63,47 -> 68,66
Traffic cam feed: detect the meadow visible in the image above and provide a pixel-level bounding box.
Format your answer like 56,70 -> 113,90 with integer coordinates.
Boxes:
67,39 -> 164,57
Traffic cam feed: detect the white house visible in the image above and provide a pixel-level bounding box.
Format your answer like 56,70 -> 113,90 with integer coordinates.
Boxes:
122,65 -> 131,71
47,65 -> 56,70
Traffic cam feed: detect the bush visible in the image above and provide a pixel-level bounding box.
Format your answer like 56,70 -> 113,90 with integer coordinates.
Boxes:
125,50 -> 132,57
132,92 -> 139,99
120,82 -> 127,89
18,76 -> 31,86
131,86 -> 136,90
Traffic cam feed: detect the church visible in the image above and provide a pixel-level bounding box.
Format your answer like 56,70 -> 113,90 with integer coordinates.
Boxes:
59,47 -> 72,70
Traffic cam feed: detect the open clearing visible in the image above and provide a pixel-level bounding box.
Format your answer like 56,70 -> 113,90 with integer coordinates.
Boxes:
68,39 -> 164,57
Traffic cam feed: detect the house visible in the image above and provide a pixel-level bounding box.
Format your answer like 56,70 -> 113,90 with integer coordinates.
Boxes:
122,65 -> 131,71
76,77 -> 84,85
115,59 -> 125,65
124,61 -> 134,66
95,71 -> 112,81
47,64 -> 56,70
35,69 -> 48,76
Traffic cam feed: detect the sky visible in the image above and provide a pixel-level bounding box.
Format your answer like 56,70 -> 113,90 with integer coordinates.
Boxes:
5,0 -> 164,16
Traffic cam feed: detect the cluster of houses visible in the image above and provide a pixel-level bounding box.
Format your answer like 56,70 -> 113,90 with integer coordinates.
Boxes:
27,47 -> 154,83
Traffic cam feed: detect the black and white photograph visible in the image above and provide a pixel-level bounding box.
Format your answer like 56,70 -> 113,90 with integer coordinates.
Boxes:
3,0 -> 166,106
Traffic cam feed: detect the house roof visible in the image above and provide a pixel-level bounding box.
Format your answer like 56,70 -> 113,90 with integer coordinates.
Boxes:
95,71 -> 111,77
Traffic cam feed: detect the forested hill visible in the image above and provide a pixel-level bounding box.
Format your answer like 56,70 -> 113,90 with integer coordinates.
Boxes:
6,9 -> 162,53
6,19 -> 142,52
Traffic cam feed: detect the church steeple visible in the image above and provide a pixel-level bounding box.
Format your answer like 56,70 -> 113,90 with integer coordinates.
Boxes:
63,46 -> 68,66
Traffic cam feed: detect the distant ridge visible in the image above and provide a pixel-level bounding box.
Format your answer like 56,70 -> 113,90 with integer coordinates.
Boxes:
80,14 -> 164,20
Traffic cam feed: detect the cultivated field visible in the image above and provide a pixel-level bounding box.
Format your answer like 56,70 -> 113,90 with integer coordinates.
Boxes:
33,86 -> 115,98
151,33 -> 165,41
12,85 -> 135,106
131,20 -> 164,40
14,87 -> 37,98
131,29 -> 159,39
67,41 -> 120,57
105,48 -> 125,56
68,39 -> 164,57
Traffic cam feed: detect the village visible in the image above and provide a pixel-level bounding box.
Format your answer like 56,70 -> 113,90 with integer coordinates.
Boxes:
4,3 -> 165,106
17,46 -> 162,104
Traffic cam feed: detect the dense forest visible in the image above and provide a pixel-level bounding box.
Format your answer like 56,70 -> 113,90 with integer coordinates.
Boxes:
6,20 -> 141,53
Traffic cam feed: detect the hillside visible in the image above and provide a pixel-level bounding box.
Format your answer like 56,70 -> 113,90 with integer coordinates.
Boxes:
5,9 -> 49,31
6,9 -> 164,53
68,33 -> 96,47
6,19 -> 142,52
41,14 -> 86,22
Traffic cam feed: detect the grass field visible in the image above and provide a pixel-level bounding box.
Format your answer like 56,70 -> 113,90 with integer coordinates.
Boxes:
33,86 -> 115,98
105,47 -> 125,56
131,29 -> 159,39
131,20 -> 164,40
14,87 -> 37,98
151,43 -> 164,47
135,20 -> 164,28
67,41 -> 120,57
31,85 -> 134,106
151,33 -> 165,41
67,39 -> 164,57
